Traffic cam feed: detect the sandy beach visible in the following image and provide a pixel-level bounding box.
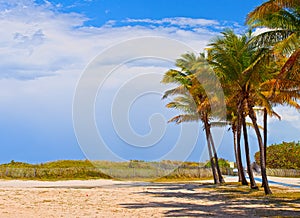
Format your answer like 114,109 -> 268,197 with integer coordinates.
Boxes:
0,176 -> 299,217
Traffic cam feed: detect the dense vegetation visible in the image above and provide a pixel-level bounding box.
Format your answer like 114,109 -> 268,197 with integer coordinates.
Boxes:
255,141 -> 300,169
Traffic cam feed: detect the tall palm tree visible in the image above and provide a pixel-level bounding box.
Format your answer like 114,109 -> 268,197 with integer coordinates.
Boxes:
161,53 -> 225,184
246,0 -> 300,79
206,30 -> 254,187
207,29 -> 274,194
247,1 -> 300,153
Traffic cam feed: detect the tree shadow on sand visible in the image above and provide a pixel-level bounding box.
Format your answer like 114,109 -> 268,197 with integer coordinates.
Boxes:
120,183 -> 300,217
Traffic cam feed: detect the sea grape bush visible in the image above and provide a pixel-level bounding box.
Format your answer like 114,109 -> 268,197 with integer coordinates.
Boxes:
255,141 -> 300,169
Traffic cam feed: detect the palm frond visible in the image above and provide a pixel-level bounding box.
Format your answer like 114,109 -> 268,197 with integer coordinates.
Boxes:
250,30 -> 294,48
279,48 -> 300,79
162,86 -> 187,99
247,1 -> 281,26
168,114 -> 200,124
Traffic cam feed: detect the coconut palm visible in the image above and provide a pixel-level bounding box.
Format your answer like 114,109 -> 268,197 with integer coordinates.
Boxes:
247,1 -> 300,148
207,29 -> 275,194
246,0 -> 300,79
254,40 -> 300,169
161,53 -> 225,184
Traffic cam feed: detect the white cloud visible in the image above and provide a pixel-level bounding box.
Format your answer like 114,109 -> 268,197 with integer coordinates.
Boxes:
0,2 -> 223,80
125,17 -> 220,28
0,0 -> 227,138
269,106 -> 300,129
0,0 -> 90,79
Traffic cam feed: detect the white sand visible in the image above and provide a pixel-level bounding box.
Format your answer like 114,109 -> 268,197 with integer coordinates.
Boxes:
0,176 -> 298,217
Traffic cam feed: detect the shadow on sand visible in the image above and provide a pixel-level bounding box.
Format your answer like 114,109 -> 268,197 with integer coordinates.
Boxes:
119,182 -> 300,217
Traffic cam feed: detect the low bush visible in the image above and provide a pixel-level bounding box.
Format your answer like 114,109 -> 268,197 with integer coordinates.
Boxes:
255,141 -> 300,169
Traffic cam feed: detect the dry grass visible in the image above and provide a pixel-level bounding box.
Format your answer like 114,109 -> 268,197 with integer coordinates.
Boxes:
203,182 -> 300,200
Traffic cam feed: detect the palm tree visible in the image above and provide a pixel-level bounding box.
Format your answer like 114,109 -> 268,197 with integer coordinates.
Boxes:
207,29 -> 274,194
247,1 -> 300,148
161,53 -> 225,184
246,0 -> 300,79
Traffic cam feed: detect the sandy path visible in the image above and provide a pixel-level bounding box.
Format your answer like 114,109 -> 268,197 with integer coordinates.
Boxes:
0,177 -> 298,217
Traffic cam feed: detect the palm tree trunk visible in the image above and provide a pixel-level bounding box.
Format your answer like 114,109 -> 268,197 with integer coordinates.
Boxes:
209,131 -> 225,183
262,107 -> 268,187
263,108 -> 267,157
204,121 -> 219,184
236,119 -> 248,185
242,115 -> 258,189
248,106 -> 272,194
237,101 -> 248,185
232,128 -> 242,182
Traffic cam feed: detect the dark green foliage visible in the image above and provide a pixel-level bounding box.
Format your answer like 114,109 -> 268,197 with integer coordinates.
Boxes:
255,141 -> 300,169
205,158 -> 230,168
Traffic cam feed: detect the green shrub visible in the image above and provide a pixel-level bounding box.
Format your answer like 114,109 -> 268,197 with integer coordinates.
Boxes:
255,141 -> 300,169
205,158 -> 230,168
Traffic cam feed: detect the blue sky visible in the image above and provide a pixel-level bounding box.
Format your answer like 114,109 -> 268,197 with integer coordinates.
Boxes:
0,0 -> 299,164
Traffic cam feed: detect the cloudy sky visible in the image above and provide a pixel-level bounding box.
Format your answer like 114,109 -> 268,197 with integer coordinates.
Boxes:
0,0 -> 299,164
